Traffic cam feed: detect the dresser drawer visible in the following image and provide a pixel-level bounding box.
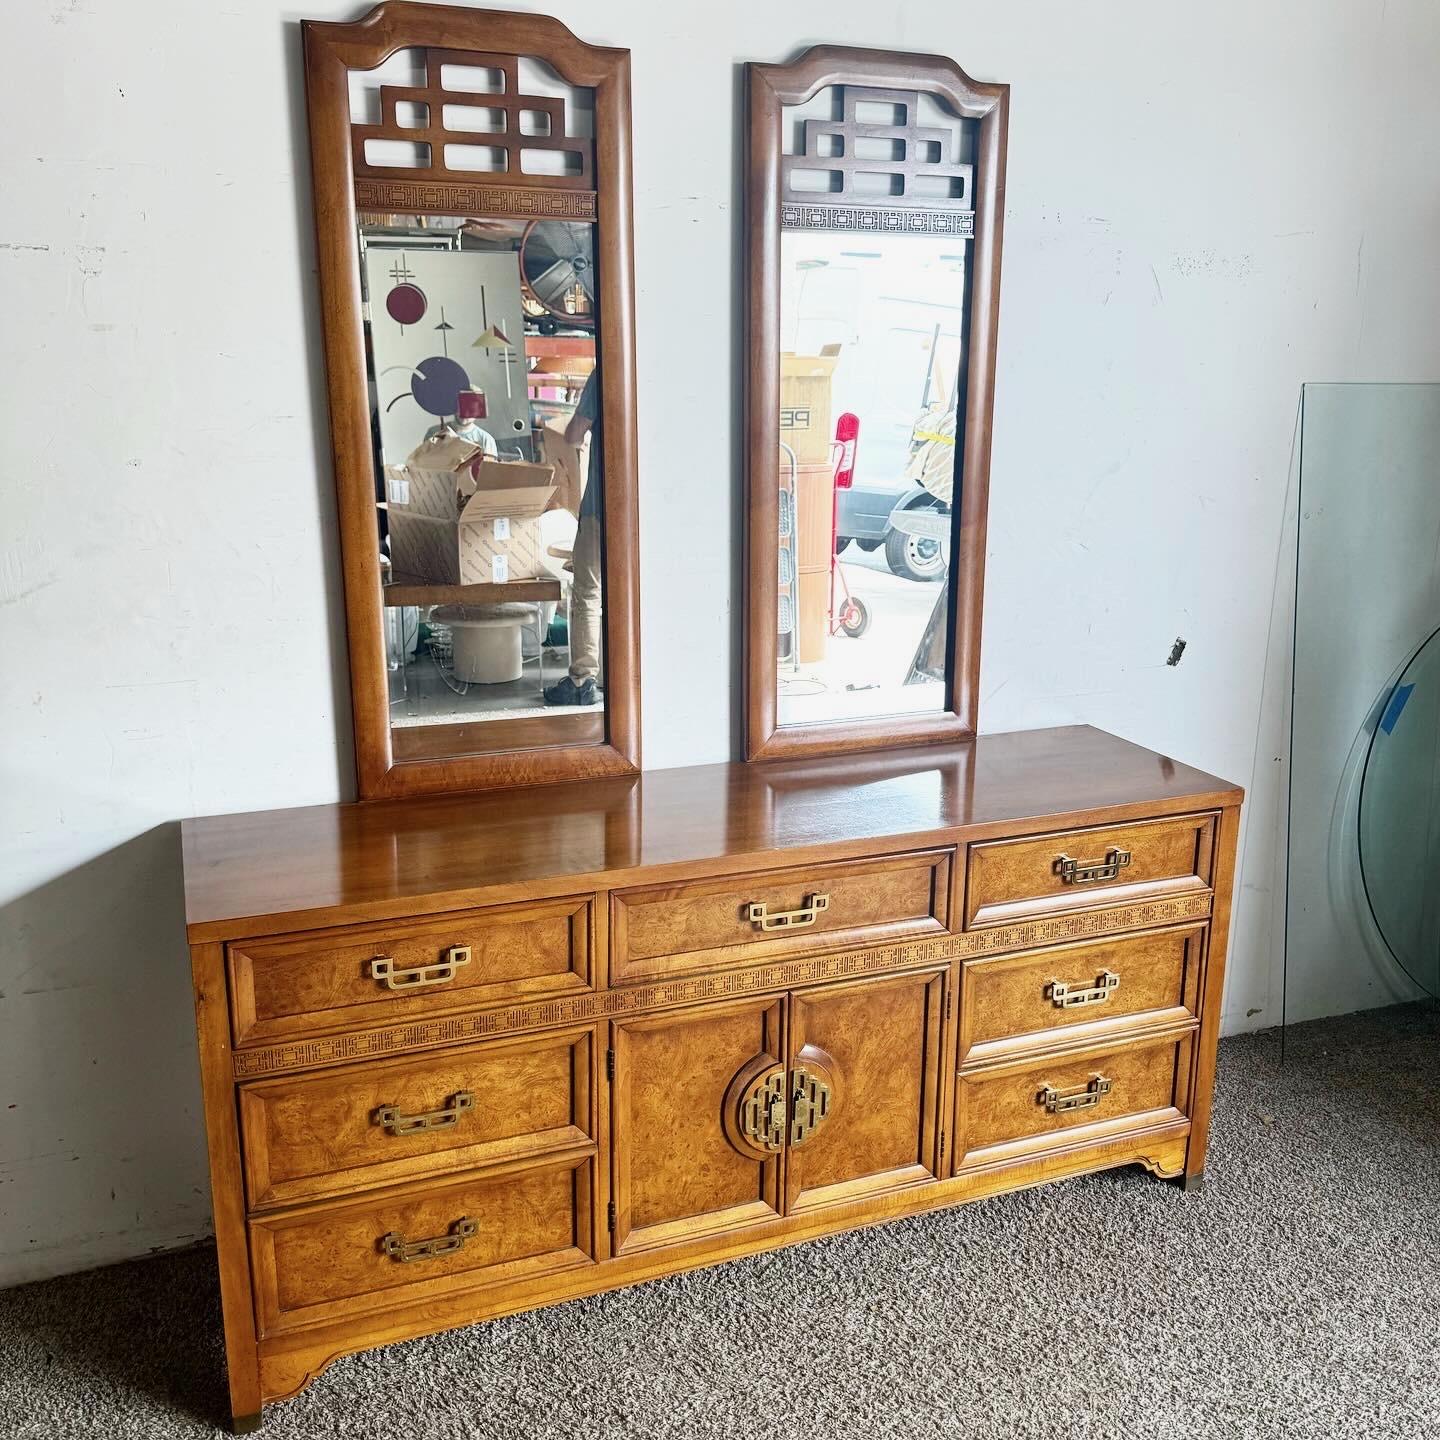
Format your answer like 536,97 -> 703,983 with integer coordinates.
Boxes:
964,814 -> 1215,928
610,850 -> 951,984
250,1155 -> 595,1335
240,1028 -> 595,1209
229,897 -> 593,1046
957,925 -> 1204,1065
953,1031 -> 1193,1173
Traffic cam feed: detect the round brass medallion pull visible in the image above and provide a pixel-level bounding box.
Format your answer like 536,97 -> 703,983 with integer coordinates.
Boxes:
723,1056 -> 788,1157
380,1216 -> 477,1263
723,1044 -> 839,1156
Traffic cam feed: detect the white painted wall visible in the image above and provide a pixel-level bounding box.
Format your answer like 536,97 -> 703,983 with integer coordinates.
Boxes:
3,0 -> 1438,1287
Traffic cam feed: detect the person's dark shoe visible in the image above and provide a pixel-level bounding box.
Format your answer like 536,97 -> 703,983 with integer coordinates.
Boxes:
544,675 -> 598,706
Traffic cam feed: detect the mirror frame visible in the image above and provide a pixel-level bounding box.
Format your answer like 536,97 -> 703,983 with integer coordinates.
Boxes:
303,2 -> 640,799
742,46 -> 1008,762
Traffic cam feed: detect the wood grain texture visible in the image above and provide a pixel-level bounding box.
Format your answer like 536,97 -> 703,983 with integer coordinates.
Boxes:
958,923 -> 1203,1065
303,3 -> 640,798
229,896 -> 592,1047
250,1151 -> 596,1335
954,1028 -> 1195,1172
610,998 -> 783,1255
185,723 -> 1243,1428
964,812 -> 1216,928
743,46 -> 1007,761
251,1124 -> 1190,1408
784,970 -> 944,1214
609,849 -> 950,982
230,891 -> 1216,1081
240,1027 -> 593,1209
181,726 -> 1242,941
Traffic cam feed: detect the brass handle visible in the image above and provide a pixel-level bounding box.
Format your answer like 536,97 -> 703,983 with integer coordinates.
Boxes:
369,944 -> 472,991
747,893 -> 830,932
380,1216 -> 477,1263
1047,970 -> 1120,1009
1039,1074 -> 1113,1114
788,1045 -> 837,1148
374,1090 -> 476,1136
1053,848 -> 1131,885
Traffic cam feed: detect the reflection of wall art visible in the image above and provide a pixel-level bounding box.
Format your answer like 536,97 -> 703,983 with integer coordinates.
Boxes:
383,257 -> 428,327
365,247 -> 528,465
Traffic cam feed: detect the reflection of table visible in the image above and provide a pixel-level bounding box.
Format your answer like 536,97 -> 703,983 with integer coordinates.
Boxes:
383,578 -> 561,608
384,577 -> 563,695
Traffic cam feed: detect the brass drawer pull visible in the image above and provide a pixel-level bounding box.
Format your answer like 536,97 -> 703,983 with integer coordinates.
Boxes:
369,944 -> 472,991
1039,1074 -> 1113,1114
380,1216 -> 477,1263
374,1090 -> 476,1136
1047,970 -> 1120,1009
1054,848 -> 1131,885
747,893 -> 830,932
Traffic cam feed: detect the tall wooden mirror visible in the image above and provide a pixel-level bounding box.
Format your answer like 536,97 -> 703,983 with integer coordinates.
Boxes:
304,3 -> 639,798
743,47 -> 1007,762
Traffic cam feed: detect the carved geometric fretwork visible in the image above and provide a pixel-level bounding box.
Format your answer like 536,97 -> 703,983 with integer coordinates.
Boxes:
780,203 -> 975,235
351,47 -> 594,196
781,84 -> 974,233
230,891 -> 1214,1081
354,177 -> 596,221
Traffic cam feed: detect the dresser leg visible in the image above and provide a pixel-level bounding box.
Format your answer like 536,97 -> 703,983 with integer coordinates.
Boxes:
231,1411 -> 263,1435
1178,1170 -> 1204,1193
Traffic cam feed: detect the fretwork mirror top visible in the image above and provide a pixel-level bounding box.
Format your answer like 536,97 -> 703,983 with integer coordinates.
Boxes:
304,3 -> 640,799
743,46 -> 1008,763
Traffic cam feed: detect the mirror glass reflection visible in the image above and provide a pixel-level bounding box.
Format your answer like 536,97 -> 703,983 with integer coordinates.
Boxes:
775,228 -> 966,728
360,212 -> 606,755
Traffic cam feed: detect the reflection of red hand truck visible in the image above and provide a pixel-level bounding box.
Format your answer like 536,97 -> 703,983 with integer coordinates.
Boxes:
828,412 -> 869,639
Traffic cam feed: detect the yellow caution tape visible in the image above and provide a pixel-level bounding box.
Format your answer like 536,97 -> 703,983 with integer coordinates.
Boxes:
914,430 -> 955,446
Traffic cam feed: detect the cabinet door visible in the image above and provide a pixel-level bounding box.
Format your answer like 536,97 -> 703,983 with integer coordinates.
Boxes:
611,997 -> 783,1255
784,970 -> 945,1215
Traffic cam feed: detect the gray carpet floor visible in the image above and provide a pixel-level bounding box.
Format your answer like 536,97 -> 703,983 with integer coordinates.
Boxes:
1,1004 -> 1436,1439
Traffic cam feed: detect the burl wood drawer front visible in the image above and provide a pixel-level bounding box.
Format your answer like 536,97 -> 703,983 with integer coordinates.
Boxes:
610,850 -> 951,984
240,1028 -> 595,1209
954,1032 -> 1193,1173
229,896 -> 593,1047
964,814 -> 1215,929
785,971 -> 945,1215
958,925 -> 1204,1065
250,1155 -> 595,1335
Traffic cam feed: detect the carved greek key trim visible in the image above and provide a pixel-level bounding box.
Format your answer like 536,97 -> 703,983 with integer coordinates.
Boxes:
230,893 -> 1212,1080
355,178 -> 597,221
780,203 -> 975,235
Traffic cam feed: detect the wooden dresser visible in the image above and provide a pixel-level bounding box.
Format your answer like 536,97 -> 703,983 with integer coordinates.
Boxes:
183,725 -> 1242,1430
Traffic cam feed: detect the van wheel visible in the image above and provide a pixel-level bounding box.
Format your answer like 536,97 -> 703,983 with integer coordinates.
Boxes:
885,526 -> 946,582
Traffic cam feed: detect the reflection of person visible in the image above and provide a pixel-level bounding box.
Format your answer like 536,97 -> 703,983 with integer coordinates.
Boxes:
545,366 -> 603,706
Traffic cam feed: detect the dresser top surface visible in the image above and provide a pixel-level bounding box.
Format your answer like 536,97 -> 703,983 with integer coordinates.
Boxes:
180,725 -> 1242,940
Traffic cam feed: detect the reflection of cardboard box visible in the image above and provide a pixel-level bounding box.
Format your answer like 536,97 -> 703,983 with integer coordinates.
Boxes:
540,420 -> 584,518
780,344 -> 842,464
386,455 -> 556,585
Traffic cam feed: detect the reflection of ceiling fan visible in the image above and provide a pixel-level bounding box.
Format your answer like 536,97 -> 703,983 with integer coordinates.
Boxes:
519,221 -> 596,330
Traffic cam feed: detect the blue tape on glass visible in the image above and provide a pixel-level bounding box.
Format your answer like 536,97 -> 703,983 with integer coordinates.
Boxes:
1380,682 -> 1415,736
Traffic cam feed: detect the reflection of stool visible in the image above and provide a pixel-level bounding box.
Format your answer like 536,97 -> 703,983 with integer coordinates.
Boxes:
432,603 -> 534,685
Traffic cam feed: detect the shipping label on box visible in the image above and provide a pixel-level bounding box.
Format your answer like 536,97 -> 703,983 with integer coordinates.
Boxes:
385,455 -> 556,586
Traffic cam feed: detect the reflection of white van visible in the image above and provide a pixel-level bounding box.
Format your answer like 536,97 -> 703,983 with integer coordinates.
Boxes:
781,232 -> 966,581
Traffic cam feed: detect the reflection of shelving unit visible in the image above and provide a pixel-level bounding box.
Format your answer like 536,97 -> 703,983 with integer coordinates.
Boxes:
383,577 -> 561,608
